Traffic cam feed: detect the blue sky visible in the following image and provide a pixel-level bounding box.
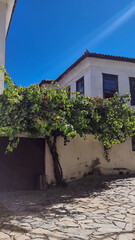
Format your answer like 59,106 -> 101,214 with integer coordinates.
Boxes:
6,0 -> 135,86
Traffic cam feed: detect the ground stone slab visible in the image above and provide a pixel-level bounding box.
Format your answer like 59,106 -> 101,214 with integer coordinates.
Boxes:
14,235 -> 30,240
113,220 -> 126,229
0,232 -> 10,240
0,175 -> 135,240
117,233 -> 133,240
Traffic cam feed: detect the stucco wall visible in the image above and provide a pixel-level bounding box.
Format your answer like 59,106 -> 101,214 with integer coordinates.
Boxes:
0,71 -> 4,94
43,57 -> 135,183
90,58 -> 135,99
0,0 -> 15,93
58,58 -> 135,108
0,1 -> 6,93
0,0 -> 15,36
42,57 -> 135,109
5,0 -> 15,36
0,1 -> 6,66
45,135 -> 135,184
58,58 -> 91,95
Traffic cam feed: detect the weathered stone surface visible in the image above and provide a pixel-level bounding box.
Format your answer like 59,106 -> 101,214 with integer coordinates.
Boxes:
19,223 -> 32,230
0,175 -> 135,239
97,226 -> 121,234
62,227 -> 91,239
0,232 -> 10,240
113,220 -> 126,229
117,233 -> 133,240
15,235 -> 30,240
47,231 -> 69,240
57,220 -> 78,228
30,228 -> 49,234
72,214 -> 86,221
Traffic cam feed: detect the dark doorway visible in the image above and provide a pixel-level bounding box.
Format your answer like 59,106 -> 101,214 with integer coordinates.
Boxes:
0,137 -> 45,191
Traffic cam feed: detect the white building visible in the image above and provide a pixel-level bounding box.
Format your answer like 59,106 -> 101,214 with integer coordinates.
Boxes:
41,49 -> 135,105
0,0 -> 16,93
40,50 -> 135,184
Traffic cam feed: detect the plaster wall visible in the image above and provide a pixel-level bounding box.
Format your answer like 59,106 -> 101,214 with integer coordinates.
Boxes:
45,58 -> 135,183
0,0 -> 15,36
0,0 -> 15,94
90,58 -> 134,99
58,58 -> 92,96
58,57 -> 135,106
0,1 -> 6,93
45,135 -> 135,184
0,1 -> 6,66
5,0 -> 15,36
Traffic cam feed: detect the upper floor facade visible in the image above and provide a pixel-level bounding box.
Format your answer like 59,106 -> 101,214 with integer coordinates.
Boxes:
40,50 -> 135,108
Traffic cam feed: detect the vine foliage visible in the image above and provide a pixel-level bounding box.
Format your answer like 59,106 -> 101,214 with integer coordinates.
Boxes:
0,68 -> 135,185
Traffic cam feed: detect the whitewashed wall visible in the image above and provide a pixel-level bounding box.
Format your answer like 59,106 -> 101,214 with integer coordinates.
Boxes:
42,57 -> 135,105
0,0 -> 15,93
0,1 -> 6,66
89,58 -> 135,98
44,58 -> 135,183
45,135 -> 135,184
58,58 -> 91,95
0,1 -> 6,93
58,57 -> 135,106
5,0 -> 15,36
0,0 -> 15,36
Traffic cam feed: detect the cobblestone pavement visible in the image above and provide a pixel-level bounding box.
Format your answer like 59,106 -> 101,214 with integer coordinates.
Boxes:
0,175 -> 135,240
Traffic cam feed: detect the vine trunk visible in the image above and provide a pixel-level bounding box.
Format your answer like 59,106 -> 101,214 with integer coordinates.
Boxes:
47,136 -> 63,186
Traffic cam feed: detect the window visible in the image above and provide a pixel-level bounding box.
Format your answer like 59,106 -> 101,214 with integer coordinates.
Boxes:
129,78 -> 135,105
132,137 -> 135,151
76,77 -> 84,95
103,74 -> 118,98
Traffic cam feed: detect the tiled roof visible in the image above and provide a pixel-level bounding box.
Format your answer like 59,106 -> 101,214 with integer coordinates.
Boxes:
40,50 -> 135,85
39,79 -> 54,86
56,49 -> 135,82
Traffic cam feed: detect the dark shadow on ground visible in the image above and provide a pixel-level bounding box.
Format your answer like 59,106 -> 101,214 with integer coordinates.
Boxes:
0,173 -> 135,234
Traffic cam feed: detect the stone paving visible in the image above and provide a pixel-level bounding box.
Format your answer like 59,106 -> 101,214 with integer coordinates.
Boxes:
0,175 -> 135,240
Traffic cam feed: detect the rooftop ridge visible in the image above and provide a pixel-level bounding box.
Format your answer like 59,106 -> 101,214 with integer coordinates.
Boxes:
40,50 -> 135,85
56,50 -> 135,82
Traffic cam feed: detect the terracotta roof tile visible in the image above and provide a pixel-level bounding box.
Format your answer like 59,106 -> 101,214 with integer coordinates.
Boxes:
56,50 -> 135,82
40,50 -> 135,85
39,79 -> 54,86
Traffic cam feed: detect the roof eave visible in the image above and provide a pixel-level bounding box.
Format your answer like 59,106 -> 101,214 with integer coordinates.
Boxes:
56,50 -> 89,82
56,50 -> 135,82
6,0 -> 17,39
